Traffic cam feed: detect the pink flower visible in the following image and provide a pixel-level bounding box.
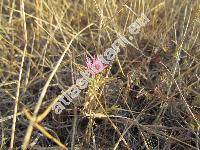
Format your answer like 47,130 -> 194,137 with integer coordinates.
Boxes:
85,55 -> 107,77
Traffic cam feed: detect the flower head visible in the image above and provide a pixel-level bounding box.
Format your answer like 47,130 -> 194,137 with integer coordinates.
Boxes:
85,55 -> 107,77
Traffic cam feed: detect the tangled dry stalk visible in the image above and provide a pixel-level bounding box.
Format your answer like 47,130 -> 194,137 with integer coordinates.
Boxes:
0,0 -> 199,149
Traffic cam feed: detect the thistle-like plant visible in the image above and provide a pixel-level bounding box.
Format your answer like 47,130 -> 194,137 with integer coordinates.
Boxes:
85,55 -> 108,77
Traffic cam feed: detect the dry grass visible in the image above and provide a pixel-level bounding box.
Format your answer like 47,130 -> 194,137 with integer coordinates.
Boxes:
0,0 -> 200,149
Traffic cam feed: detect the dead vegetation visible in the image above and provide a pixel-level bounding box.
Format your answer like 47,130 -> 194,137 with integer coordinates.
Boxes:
0,0 -> 200,149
